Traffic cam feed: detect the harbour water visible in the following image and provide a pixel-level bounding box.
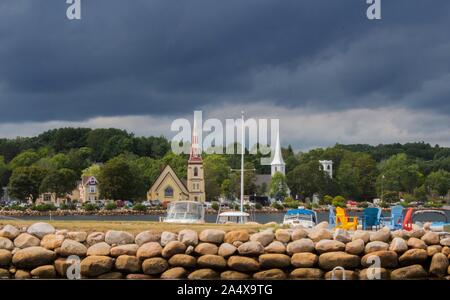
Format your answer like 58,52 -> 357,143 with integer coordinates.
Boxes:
7,210 -> 449,224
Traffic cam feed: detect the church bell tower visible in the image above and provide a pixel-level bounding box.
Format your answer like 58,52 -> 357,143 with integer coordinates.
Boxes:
187,117 -> 206,202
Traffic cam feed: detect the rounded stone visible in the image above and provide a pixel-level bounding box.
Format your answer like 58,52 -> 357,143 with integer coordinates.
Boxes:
359,267 -> 388,280
291,253 -> 318,268
253,269 -> 286,279
217,243 -> 236,257
361,250 -> 398,268
291,229 -> 308,240
135,230 -> 161,246
333,229 -> 351,244
27,222 -> 55,239
178,229 -> 198,246
161,267 -> 188,279
407,237 -> 427,249
126,274 -> 154,279
66,232 -> 87,243
315,239 -> 345,254
369,227 -> 391,243
275,229 -> 291,243
290,268 -> 323,279
318,252 -> 360,270
324,270 -> 358,280
264,241 -> 286,254
237,241 -> 264,256
30,265 -> 56,278
15,269 -> 31,279
80,255 -> 114,277
187,268 -> 218,280
12,246 -> 56,269
224,230 -> 249,244
399,249 -> 428,266
87,242 -> 111,256
286,239 -> 315,254
440,237 -> 450,247
199,229 -> 225,244
168,254 -> 196,268
0,249 -> 12,267
105,230 -> 134,245
160,231 -> 178,246
115,255 -> 141,273
97,272 -> 123,279
136,242 -> 162,259
142,257 -> 169,275
0,237 -> 14,251
227,256 -> 260,272
390,264 -> 427,279
110,244 -> 139,257
259,254 -> 291,269
345,239 -> 365,255
0,225 -> 20,239
308,229 -> 333,242
429,253 -> 449,278
197,255 -> 227,269
389,237 -> 408,253
365,241 -> 389,254
162,241 -> 187,258
40,234 -> 65,250
195,243 -> 218,256
427,245 -> 442,257
86,232 -> 105,245
220,270 -> 250,280
352,230 -> 370,243
421,231 -> 440,245
14,233 -> 40,249
249,231 -> 274,247
59,239 -> 87,257
0,268 -> 9,279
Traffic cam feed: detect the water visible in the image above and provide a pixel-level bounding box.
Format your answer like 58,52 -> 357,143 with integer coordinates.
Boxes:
5,210 -> 449,224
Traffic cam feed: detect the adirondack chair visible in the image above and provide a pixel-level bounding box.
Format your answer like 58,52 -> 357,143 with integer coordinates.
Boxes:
402,207 -> 414,231
335,207 -> 358,230
383,205 -> 404,230
361,207 -> 382,230
328,206 -> 336,229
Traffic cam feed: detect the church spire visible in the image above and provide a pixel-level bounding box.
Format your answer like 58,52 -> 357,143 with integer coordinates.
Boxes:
271,130 -> 285,176
189,115 -> 202,161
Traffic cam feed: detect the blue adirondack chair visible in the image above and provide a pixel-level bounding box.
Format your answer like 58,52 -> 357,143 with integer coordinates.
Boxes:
361,207 -> 382,230
328,205 -> 336,229
384,205 -> 404,230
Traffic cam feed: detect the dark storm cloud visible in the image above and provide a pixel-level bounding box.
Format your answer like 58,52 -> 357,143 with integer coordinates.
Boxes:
0,0 -> 449,122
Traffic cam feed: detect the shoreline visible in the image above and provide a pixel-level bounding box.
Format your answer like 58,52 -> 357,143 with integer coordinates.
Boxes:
1,207 -> 448,217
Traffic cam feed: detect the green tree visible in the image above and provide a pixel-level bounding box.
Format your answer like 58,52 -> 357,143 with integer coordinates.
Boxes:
221,177 -> 236,201
425,170 -> 450,196
82,164 -> 102,178
204,155 -> 230,201
161,152 -> 187,180
8,166 -> 47,202
39,168 -> 78,198
269,172 -> 288,200
9,150 -> 41,170
287,161 -> 329,198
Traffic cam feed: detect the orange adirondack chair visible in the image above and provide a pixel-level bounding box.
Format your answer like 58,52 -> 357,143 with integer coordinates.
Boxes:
335,207 -> 358,230
402,208 -> 414,231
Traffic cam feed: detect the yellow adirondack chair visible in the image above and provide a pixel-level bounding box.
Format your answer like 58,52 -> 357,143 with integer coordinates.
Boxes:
335,207 -> 358,230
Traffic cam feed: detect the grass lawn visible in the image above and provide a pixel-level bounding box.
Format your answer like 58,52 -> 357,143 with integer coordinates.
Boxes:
0,220 -> 275,234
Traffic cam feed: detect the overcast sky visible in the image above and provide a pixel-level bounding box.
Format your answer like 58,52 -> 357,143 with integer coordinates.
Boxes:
0,0 -> 449,150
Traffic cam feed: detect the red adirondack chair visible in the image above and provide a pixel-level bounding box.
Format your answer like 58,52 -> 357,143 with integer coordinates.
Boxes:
402,208 -> 414,231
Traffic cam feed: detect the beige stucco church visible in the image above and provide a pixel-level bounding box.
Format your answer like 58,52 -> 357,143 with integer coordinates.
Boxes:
147,119 -> 206,203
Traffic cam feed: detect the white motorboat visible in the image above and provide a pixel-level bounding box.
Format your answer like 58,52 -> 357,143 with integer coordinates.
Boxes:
216,211 -> 250,224
283,207 -> 318,228
160,201 -> 205,224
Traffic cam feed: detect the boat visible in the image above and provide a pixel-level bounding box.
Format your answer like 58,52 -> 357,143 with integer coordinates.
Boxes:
283,207 -> 317,228
216,211 -> 251,224
159,201 -> 205,224
413,209 -> 449,233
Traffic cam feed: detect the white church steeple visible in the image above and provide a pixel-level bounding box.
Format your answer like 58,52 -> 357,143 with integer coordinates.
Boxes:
271,131 -> 285,176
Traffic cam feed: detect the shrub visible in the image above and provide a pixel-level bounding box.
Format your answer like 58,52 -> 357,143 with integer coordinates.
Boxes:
83,202 -> 98,211
9,204 -> 27,211
271,202 -> 284,210
332,196 -> 346,208
255,203 -> 262,210
105,202 -> 117,210
322,195 -> 333,205
60,202 -> 76,210
211,202 -> 219,211
379,201 -> 390,208
133,203 -> 147,211
399,201 -> 409,208
31,203 -> 56,211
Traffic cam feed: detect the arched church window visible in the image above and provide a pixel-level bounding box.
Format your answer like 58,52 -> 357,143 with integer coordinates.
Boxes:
164,186 -> 174,197
194,167 -> 198,176
327,165 -> 331,170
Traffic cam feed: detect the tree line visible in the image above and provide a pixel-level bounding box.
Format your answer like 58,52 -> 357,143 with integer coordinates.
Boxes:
0,128 -> 449,204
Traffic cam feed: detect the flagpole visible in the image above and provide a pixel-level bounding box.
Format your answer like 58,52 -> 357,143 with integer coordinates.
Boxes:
240,111 -> 244,213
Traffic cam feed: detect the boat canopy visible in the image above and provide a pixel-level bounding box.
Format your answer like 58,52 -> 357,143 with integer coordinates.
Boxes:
413,209 -> 448,222
218,211 -> 250,217
285,209 -> 316,216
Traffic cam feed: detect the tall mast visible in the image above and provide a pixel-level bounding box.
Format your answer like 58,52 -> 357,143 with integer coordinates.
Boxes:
240,111 -> 244,213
